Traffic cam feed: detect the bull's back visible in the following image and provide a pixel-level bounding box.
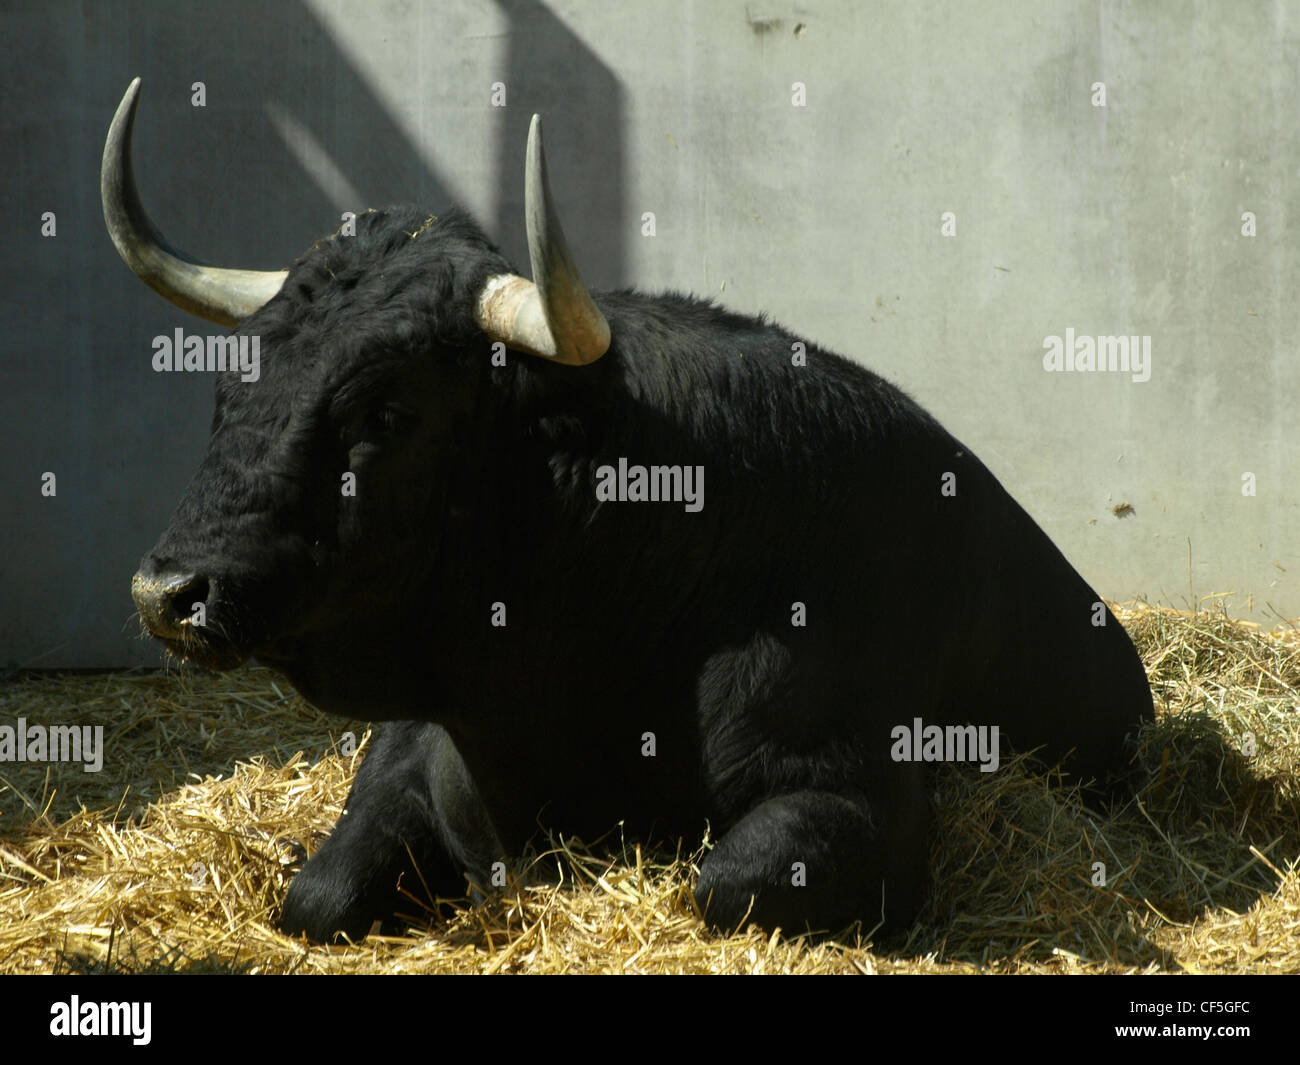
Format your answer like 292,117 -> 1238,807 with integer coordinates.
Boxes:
806,404 -> 1152,788
936,444 -> 1153,787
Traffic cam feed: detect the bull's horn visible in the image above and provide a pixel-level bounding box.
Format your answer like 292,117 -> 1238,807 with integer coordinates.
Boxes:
475,115 -> 610,366
102,78 -> 287,326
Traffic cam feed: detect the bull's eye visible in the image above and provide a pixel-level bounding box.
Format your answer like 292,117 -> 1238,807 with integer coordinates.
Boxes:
355,404 -> 415,447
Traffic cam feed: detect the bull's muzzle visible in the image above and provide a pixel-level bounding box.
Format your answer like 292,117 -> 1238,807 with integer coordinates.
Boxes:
131,569 -> 245,669
131,570 -> 207,639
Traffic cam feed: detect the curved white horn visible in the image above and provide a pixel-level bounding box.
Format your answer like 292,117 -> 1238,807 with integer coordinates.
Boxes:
475,115 -> 610,366
102,78 -> 288,326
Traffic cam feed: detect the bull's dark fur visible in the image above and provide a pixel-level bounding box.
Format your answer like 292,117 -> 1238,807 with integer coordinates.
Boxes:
137,204 -> 1153,942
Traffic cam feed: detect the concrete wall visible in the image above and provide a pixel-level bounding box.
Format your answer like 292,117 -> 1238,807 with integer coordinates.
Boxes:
3,0 -> 1297,668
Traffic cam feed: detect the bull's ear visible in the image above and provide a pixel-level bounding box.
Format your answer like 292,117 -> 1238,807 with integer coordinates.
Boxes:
102,78 -> 288,326
474,115 -> 610,366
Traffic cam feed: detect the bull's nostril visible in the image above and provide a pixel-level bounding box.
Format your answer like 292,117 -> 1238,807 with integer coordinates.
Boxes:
165,575 -> 210,623
132,570 -> 213,637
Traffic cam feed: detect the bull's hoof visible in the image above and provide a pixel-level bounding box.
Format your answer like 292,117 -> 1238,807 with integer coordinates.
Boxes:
279,861 -> 379,943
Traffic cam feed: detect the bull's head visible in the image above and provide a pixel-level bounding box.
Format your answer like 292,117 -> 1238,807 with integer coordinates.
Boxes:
105,79 -> 609,711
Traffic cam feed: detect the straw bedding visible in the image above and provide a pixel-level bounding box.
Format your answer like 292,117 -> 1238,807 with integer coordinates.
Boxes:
1,603 -> 1296,974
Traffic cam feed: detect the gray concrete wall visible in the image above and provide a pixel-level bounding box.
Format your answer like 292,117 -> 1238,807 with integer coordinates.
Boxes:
3,0 -> 1297,668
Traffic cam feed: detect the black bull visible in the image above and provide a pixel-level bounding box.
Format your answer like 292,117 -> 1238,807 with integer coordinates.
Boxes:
104,80 -> 1152,941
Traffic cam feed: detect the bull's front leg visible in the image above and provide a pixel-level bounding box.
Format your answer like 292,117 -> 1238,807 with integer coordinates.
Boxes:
280,719 -> 502,942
